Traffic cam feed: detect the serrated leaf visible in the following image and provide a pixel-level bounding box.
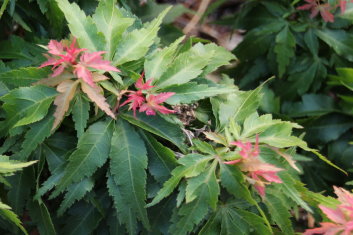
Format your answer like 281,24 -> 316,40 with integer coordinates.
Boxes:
145,36 -> 184,80
72,94 -> 90,138
161,82 -> 235,105
27,200 -> 56,235
53,80 -> 80,130
185,161 -> 219,209
109,119 -> 149,230
80,82 -> 115,119
17,114 -> 54,160
140,132 -> 177,183
107,172 -> 137,234
154,43 -> 214,88
113,7 -> 170,65
147,154 -> 213,207
93,0 -> 135,60
265,192 -> 294,235
56,0 -> 105,52
52,121 -> 113,196
0,209 -> 28,235
274,25 -> 295,77
0,85 -> 57,134
0,67 -> 50,87
220,164 -> 253,203
121,112 -> 186,151
57,177 -> 94,216
202,43 -> 236,75
61,202 -> 103,235
0,155 -> 36,174
35,167 -> 65,200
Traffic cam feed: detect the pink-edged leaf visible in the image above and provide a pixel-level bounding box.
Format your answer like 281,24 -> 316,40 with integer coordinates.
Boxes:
52,65 -> 66,77
271,147 -> 300,172
320,6 -> 335,22
224,159 -> 242,165
52,80 -> 80,130
39,57 -> 58,68
259,171 -> 283,183
48,40 -> 64,56
74,64 -> 95,87
151,92 -> 175,104
254,184 -> 266,197
80,82 -> 115,119
303,222 -> 343,235
79,51 -> 120,72
135,73 -> 154,90
319,205 -> 346,224
92,73 -> 109,82
297,3 -> 315,11
120,92 -> 145,116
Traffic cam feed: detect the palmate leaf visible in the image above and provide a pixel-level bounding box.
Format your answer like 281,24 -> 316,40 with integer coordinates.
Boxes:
51,120 -> 113,197
0,85 -> 57,136
147,154 -> 213,207
121,112 -> 186,152
52,80 -> 80,130
161,82 -> 236,105
140,132 -> 177,183
113,7 -> 170,65
153,43 -> 214,88
109,119 -> 149,232
93,0 -> 135,60
56,0 -> 105,52
72,94 -> 90,138
274,25 -> 295,77
144,36 -> 184,81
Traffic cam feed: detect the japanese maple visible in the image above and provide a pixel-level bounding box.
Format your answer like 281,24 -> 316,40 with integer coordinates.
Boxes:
297,0 -> 334,22
224,135 -> 283,197
304,186 -> 353,235
120,73 -> 175,116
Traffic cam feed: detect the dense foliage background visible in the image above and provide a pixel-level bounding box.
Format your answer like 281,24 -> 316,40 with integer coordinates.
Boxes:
1,0 -> 353,234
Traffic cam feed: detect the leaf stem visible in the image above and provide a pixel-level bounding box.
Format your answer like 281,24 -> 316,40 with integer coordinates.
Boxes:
252,198 -> 273,233
0,0 -> 9,20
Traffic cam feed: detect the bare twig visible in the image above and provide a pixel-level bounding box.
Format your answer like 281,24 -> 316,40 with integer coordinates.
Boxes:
183,0 -> 212,35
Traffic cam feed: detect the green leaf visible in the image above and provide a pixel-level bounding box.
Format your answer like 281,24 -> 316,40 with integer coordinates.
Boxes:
52,120 -> 113,196
0,85 -> 57,134
0,209 -> 28,235
107,172 -> 136,234
220,164 -> 253,203
0,67 -> 50,87
56,0 -> 105,52
93,0 -> 135,60
201,43 -> 236,75
109,119 -> 149,230
113,7 -> 171,65
0,155 -> 36,174
17,114 -> 54,160
57,177 -> 94,216
121,112 -> 186,151
140,132 -> 177,183
185,161 -> 219,210
161,82 -> 235,105
274,25 -> 295,77
61,202 -> 103,235
144,36 -> 184,81
315,29 -> 353,62
72,94 -> 90,138
265,192 -> 294,235
35,167 -> 65,200
27,200 -> 56,235
147,154 -> 213,207
153,43 -> 214,88
282,94 -> 335,117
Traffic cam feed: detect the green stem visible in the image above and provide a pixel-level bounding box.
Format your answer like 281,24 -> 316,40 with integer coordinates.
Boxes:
252,198 -> 273,233
0,0 -> 9,20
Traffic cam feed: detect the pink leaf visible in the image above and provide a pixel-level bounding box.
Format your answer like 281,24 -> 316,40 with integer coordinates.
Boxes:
319,206 -> 347,224
79,51 -> 120,72
74,64 -> 95,87
48,40 -> 64,56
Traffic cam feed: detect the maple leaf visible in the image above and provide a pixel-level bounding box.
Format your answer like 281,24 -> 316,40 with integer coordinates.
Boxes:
74,51 -> 120,87
135,72 -> 154,90
139,92 -> 175,115
224,135 -> 283,197
52,80 -> 80,130
80,81 -> 115,119
297,0 -> 335,22
120,91 -> 145,116
304,186 -> 353,235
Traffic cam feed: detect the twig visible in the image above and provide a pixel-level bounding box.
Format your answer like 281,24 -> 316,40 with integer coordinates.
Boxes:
183,0 -> 212,35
